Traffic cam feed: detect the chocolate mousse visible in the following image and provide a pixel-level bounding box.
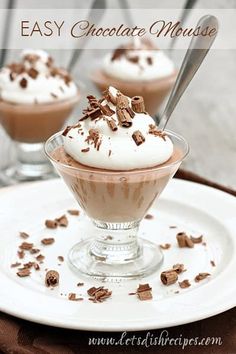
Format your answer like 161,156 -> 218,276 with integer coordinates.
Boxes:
49,86 -> 185,223
92,39 -> 177,116
0,50 -> 79,143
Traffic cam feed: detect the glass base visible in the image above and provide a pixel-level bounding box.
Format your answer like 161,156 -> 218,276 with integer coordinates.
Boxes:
0,141 -> 57,185
68,237 -> 163,282
1,162 -> 56,185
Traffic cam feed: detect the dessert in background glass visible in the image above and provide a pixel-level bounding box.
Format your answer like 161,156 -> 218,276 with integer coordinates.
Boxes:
45,86 -> 188,280
92,39 -> 177,116
0,49 -> 80,182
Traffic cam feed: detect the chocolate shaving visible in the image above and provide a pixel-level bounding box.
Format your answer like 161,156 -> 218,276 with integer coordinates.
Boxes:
160,270 -> 178,285
17,269 -> 31,277
62,126 -> 72,137
176,232 -> 194,248
45,219 -> 58,229
210,260 -> 216,267
132,130 -> 145,146
148,124 -> 166,140
68,293 -> 83,301
81,148 -> 90,153
172,263 -> 186,274
128,56 -> 139,64
50,93 -> 58,99
45,270 -> 59,287
160,243 -> 171,250
111,47 -> 126,61
194,273 -> 211,282
19,77 -> 27,89
104,88 -> 117,105
7,63 -> 25,75
58,256 -> 64,262
17,250 -> 25,259
67,209 -> 80,216
116,92 -> 129,108
147,57 -> 153,65
106,119 -> 118,131
117,108 -> 133,127
34,263 -> 40,270
100,104 -> 115,117
30,248 -> 40,254
144,214 -> 154,220
19,232 -> 29,239
85,129 -> 102,151
36,254 -> 45,262
137,283 -> 152,301
19,242 -> 33,250
131,96 -> 145,113
28,67 -> 38,79
77,282 -> 84,287
9,72 -> 16,81
87,286 -> 112,303
179,279 -> 191,289
41,238 -> 55,245
11,262 -> 21,268
190,235 -> 203,244
56,215 -> 68,227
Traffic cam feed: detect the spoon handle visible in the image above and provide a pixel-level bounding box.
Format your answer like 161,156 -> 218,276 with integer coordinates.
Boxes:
159,15 -> 219,130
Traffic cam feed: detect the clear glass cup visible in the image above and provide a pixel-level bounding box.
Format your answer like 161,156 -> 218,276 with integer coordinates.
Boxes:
45,130 -> 189,281
0,93 -> 80,183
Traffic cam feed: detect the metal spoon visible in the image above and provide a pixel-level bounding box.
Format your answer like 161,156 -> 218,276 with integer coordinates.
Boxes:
159,15 -> 219,130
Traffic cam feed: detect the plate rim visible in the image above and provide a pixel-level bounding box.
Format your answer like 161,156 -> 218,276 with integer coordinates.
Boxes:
0,178 -> 235,331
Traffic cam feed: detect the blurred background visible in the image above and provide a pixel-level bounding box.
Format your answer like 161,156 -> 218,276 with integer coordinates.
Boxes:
0,0 -> 235,188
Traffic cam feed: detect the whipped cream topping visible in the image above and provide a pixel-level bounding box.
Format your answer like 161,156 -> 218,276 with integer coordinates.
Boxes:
102,40 -> 175,82
0,50 -> 77,104
63,87 -> 173,171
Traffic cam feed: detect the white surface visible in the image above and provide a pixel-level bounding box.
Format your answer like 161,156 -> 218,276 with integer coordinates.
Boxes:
103,49 -> 175,82
64,86 -> 173,170
0,178 -> 235,331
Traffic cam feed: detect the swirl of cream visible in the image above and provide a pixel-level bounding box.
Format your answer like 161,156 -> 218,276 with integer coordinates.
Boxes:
0,49 -> 77,104
63,87 -> 173,170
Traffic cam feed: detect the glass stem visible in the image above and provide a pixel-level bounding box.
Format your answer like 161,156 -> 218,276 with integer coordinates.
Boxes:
90,220 -> 142,264
14,142 -> 53,179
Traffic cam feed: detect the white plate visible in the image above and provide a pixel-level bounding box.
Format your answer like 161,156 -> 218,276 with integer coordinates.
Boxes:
0,178 -> 235,332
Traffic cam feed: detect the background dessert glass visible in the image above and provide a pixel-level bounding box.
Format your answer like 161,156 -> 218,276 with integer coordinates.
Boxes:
91,40 -> 177,116
45,130 -> 189,281
0,93 -> 80,182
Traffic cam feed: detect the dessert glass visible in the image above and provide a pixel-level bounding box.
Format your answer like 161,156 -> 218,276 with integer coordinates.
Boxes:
45,130 -> 189,281
0,93 -> 79,182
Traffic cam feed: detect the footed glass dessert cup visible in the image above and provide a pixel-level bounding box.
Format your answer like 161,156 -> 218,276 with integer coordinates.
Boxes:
0,94 -> 79,183
45,130 -> 189,281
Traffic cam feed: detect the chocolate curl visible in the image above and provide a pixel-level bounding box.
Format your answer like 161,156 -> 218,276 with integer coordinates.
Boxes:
131,96 -> 145,113
100,104 -> 115,117
45,270 -> 59,287
117,108 -> 133,127
132,130 -> 145,146
176,232 -> 194,248
104,88 -> 117,105
195,273 -> 211,282
172,263 -> 185,274
137,283 -> 152,301
117,92 -> 129,108
106,119 -> 118,131
161,270 -> 178,285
